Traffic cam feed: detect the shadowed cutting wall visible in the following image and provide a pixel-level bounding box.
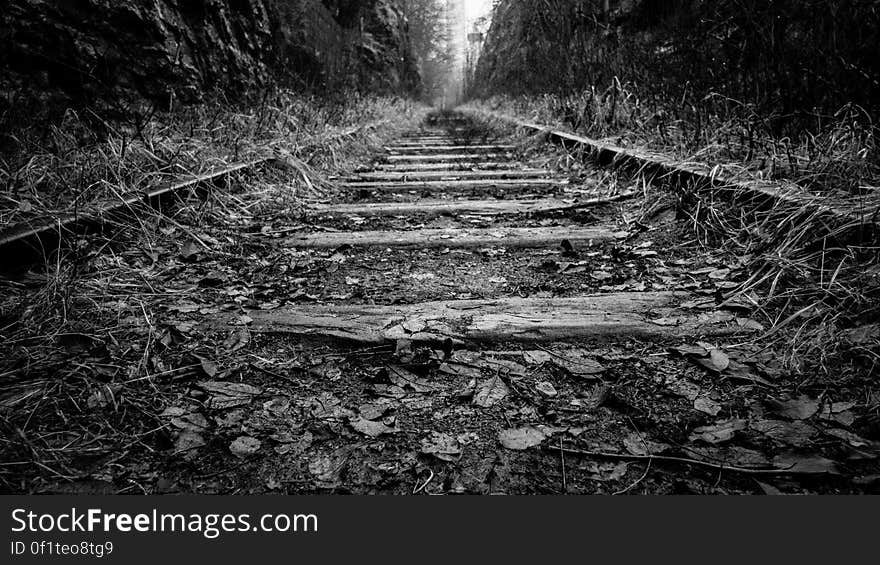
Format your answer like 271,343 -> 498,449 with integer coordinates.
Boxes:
0,0 -> 420,110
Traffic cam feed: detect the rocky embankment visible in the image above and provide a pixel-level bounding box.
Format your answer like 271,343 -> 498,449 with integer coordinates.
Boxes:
0,0 -> 419,109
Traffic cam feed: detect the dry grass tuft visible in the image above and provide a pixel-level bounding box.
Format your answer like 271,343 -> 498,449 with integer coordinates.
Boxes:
0,91 -> 423,228
469,89 -> 880,198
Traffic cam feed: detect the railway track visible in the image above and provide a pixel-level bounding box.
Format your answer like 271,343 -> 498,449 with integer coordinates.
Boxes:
234,116 -> 752,346
6,111 -> 875,494
194,113 -> 839,492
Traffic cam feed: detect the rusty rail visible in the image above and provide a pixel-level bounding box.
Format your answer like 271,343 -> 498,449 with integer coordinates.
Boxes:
0,159 -> 269,267
460,107 -> 880,230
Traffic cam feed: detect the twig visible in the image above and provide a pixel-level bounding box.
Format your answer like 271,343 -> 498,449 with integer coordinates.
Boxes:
615,459 -> 652,495
550,445 -> 820,476
550,191 -> 639,212
413,469 -> 434,495
559,438 -> 567,492
248,363 -> 301,386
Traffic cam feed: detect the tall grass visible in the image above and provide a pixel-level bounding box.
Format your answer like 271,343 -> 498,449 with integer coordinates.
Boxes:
471,87 -> 880,198
0,91 -> 422,228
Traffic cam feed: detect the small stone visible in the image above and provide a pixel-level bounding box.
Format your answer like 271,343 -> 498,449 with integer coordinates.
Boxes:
536,381 -> 558,397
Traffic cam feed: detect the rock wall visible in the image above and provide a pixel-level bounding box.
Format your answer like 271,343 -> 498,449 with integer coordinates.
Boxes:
321,0 -> 419,93
0,0 -> 419,110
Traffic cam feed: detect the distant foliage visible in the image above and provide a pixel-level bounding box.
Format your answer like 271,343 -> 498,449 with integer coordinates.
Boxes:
401,0 -> 457,102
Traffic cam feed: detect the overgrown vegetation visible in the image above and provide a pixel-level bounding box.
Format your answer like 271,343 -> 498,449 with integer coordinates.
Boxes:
466,0 -> 880,384
401,0 -> 462,104
471,0 -> 880,195
0,92 -> 427,492
0,91 -> 419,228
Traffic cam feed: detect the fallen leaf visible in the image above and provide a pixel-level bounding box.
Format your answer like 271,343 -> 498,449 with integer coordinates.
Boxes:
180,239 -> 200,261
845,324 -> 880,344
535,381 -> 558,397
420,432 -> 462,462
473,375 -> 510,408
229,436 -> 261,458
350,417 -> 395,438
310,393 -> 354,420
756,482 -> 785,495
652,316 -> 687,326
198,381 -> 262,410
222,328 -> 250,352
671,344 -> 709,356
768,396 -> 819,420
623,433 -> 671,456
197,357 -> 219,378
772,454 -> 840,475
263,397 -> 291,416
723,361 -> 775,386
666,377 -> 702,401
522,350 -> 553,365
198,271 -> 226,287
499,427 -> 547,450
699,311 -> 735,324
585,462 -> 630,482
454,378 -> 477,399
689,446 -> 771,468
170,413 -> 210,433
388,365 -> 438,393
829,411 -> 856,427
394,339 -> 413,362
689,419 -> 747,444
359,400 -> 394,421
265,477 -> 282,490
736,318 -> 765,331
825,401 -> 857,414
824,428 -> 873,448
694,396 -> 722,416
818,401 -> 857,427
439,362 -> 482,380
690,346 -> 730,373
752,419 -> 816,447
477,357 -> 527,377
173,431 -> 205,454
401,318 -> 428,333
550,350 -> 605,377
854,475 -> 880,487
708,348 -> 730,371
232,314 -> 253,326
308,452 -> 346,488
86,384 -> 122,409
